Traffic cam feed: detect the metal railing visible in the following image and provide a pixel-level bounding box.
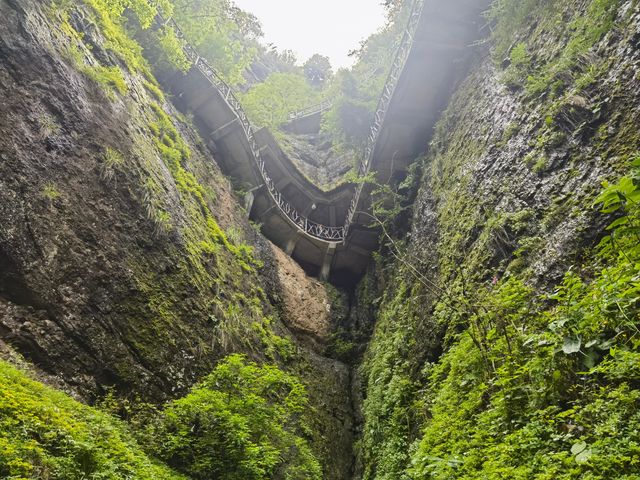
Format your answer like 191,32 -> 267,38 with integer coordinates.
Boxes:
288,99 -> 332,121
156,0 -> 424,244
157,14 -> 345,242
342,0 -> 425,238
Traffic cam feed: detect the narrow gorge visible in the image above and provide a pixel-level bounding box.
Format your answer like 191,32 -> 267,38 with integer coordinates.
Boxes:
0,0 -> 639,479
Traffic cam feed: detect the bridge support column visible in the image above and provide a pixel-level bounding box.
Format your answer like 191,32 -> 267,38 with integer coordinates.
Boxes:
284,233 -> 301,256
244,185 -> 262,217
244,191 -> 255,217
319,243 -> 337,282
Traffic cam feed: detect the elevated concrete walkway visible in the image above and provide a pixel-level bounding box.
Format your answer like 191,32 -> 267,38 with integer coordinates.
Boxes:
157,0 -> 490,284
282,100 -> 331,135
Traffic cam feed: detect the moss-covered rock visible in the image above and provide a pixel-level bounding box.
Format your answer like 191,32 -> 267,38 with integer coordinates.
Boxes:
358,0 -> 640,478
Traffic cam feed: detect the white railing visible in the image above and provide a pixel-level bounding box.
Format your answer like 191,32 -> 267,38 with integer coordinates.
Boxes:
156,0 -> 424,243
288,99 -> 332,121
158,14 -> 345,242
342,0 -> 425,238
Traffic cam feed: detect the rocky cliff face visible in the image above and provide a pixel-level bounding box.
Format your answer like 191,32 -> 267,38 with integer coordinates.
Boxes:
0,0 -> 355,476
357,0 -> 640,478
1,0 -> 255,398
2,0 -> 639,478
282,131 -> 353,189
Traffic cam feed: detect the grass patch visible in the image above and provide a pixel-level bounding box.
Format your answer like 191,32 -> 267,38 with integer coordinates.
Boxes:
41,182 -> 61,200
0,360 -> 185,479
85,65 -> 128,95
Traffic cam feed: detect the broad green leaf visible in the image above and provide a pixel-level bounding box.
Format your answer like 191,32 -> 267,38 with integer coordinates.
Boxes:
606,216 -> 629,230
571,441 -> 587,455
583,350 -> 599,369
549,319 -> 568,331
562,336 -> 581,354
575,448 -> 592,464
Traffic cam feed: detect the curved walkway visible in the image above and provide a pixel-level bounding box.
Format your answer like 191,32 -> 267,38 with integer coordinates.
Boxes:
158,0 -> 490,282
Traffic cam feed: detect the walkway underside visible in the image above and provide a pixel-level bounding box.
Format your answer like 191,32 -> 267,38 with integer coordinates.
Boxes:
161,0 -> 491,284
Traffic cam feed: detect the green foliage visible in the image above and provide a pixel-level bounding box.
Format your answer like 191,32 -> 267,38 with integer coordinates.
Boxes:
143,80 -> 166,102
321,1 -> 414,153
82,0 -> 156,72
532,155 -> 548,173
100,147 -> 126,183
500,121 -> 520,145
51,0 -> 161,97
59,28 -> 128,98
103,146 -> 125,167
148,102 -> 261,270
321,69 -> 376,153
152,354 -> 322,480
358,56 -> 640,470
488,0 -> 548,63
501,42 -> 531,89
37,113 -> 61,137
130,100 -> 288,375
88,64 -> 127,95
327,329 -> 357,359
171,0 -> 262,85
155,26 -> 191,72
398,159 -> 640,478
360,282 -> 424,480
0,361 -> 185,479
302,54 -> 332,87
41,182 -> 61,200
240,72 -> 322,130
491,0 -> 622,99
54,0 -> 259,90
509,42 -> 529,68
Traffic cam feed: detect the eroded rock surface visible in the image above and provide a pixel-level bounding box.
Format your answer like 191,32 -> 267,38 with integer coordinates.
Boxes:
0,1 -> 357,477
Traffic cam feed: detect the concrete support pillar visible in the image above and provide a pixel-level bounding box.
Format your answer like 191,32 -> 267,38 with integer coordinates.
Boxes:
319,243 -> 337,281
284,233 -> 301,256
244,191 -> 255,217
244,184 -> 263,218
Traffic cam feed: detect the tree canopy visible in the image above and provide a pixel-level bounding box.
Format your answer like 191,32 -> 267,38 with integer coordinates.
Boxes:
303,54 -> 333,87
171,0 -> 263,85
240,72 -> 322,130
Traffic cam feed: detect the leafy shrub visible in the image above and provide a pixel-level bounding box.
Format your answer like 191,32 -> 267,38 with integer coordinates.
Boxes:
408,157 -> 640,478
152,354 -> 322,480
491,0 -> 622,99
169,0 -> 262,85
41,182 -> 61,200
0,361 -> 184,479
321,1 -> 414,153
86,65 -> 128,95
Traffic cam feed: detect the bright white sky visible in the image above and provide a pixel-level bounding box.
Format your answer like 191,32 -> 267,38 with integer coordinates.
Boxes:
233,0 -> 388,69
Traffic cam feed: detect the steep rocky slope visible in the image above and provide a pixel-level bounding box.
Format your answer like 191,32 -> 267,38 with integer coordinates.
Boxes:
282,132 -> 352,190
2,0 -> 640,478
0,0 -> 355,477
357,0 -> 640,478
